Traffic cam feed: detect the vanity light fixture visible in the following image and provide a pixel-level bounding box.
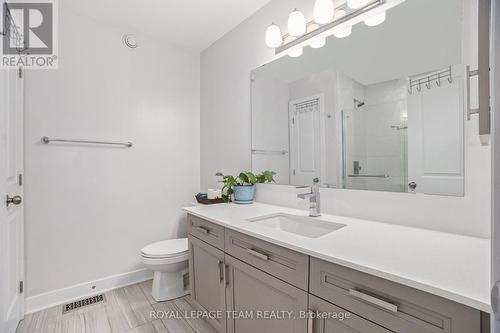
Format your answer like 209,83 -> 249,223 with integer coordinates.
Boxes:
289,48 -> 304,58
288,9 -> 307,37
364,10 -> 386,26
313,0 -> 334,24
347,0 -> 370,9
308,23 -> 327,48
265,23 -> 283,48
266,0 -> 405,57
283,35 -> 300,57
332,10 -> 352,38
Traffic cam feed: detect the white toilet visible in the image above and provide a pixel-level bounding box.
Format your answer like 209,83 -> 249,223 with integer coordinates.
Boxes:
141,238 -> 189,301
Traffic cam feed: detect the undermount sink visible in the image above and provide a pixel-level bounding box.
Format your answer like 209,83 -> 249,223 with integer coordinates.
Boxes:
247,213 -> 346,238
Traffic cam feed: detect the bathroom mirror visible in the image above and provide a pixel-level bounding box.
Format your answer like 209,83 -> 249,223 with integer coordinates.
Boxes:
251,0 -> 466,196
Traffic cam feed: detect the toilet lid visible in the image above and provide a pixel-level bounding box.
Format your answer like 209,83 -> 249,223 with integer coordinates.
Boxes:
141,238 -> 188,258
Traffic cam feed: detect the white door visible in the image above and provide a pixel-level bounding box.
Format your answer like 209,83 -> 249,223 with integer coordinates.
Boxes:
0,66 -> 24,333
289,95 -> 322,186
407,69 -> 464,196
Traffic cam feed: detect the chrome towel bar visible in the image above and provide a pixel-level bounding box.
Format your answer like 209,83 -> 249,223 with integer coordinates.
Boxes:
251,149 -> 288,155
348,174 -> 389,178
41,136 -> 133,148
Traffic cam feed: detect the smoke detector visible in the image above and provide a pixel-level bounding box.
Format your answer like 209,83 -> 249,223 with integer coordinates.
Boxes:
122,34 -> 139,49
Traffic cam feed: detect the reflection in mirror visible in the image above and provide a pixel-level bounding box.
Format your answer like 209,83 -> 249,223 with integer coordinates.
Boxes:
251,0 -> 465,196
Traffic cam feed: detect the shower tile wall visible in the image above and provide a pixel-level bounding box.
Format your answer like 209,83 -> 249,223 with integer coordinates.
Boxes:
341,77 -> 408,192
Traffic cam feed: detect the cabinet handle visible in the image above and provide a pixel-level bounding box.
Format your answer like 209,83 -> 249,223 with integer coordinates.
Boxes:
307,310 -> 314,333
349,289 -> 398,313
195,225 -> 210,234
246,248 -> 269,261
225,264 -> 230,286
218,260 -> 224,283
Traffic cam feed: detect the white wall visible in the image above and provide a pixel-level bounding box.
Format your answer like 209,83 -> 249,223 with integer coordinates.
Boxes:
24,10 -> 200,304
251,75 -> 290,184
201,0 -> 491,238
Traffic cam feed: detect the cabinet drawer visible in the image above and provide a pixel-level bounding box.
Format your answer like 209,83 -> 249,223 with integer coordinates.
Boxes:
310,257 -> 481,333
309,294 -> 392,333
225,229 -> 309,290
188,214 -> 225,250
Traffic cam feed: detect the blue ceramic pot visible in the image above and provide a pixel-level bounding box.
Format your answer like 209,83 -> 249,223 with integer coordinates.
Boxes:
233,185 -> 256,204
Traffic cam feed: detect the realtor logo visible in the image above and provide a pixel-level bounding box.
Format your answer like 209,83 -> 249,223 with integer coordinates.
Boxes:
1,0 -> 58,69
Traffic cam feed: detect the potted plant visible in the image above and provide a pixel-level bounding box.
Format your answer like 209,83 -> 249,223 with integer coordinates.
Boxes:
216,171 -> 276,204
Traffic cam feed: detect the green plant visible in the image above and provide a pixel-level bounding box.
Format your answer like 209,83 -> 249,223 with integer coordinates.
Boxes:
215,171 -> 276,203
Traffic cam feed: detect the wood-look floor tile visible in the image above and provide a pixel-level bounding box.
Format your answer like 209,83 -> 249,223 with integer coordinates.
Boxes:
124,320 -> 168,333
123,284 -> 155,325
138,280 -> 157,305
152,301 -> 195,333
16,283 -> 210,333
173,298 -> 217,333
80,305 -> 112,333
105,285 -> 154,333
17,304 -> 62,333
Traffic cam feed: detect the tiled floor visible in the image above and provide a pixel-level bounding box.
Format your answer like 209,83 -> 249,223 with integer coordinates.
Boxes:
16,280 -> 217,333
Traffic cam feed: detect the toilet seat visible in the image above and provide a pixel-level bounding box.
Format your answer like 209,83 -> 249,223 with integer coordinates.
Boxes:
141,238 -> 188,259
141,252 -> 189,266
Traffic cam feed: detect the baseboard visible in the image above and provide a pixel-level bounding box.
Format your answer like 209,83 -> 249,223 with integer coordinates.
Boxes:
25,268 -> 153,315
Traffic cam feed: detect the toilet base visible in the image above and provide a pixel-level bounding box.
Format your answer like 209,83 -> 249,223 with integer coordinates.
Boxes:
151,268 -> 190,302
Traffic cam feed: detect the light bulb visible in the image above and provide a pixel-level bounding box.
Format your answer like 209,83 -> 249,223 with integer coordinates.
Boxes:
306,23 -> 326,48
364,10 -> 386,26
333,26 -> 352,38
347,0 -> 369,9
288,9 -> 306,37
289,48 -> 303,58
313,0 -> 334,24
310,37 -> 326,48
332,10 -> 352,38
265,23 -> 282,48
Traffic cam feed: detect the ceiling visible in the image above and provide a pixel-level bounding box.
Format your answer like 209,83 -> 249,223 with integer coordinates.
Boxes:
60,0 -> 271,51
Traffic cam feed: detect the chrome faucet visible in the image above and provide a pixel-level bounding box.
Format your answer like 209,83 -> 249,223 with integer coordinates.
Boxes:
297,178 -> 321,217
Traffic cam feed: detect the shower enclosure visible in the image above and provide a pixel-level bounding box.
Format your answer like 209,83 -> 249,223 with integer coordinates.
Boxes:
341,99 -> 408,193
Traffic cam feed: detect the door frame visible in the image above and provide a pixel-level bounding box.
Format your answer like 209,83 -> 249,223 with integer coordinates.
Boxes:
491,0 -> 499,330
0,65 -> 25,333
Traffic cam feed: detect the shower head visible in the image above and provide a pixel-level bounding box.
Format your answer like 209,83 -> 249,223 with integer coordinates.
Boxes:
354,99 -> 365,108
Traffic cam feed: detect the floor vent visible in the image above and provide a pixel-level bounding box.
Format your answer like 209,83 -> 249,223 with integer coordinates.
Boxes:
62,294 -> 106,314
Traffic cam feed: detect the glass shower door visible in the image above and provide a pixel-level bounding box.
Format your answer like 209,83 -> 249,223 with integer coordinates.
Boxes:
341,100 -> 408,193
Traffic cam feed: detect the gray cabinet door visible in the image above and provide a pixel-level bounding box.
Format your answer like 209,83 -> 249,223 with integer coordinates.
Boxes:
224,255 -> 307,333
309,295 -> 392,333
189,235 -> 226,333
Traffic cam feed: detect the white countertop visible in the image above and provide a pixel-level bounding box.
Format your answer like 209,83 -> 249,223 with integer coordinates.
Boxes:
184,202 -> 491,313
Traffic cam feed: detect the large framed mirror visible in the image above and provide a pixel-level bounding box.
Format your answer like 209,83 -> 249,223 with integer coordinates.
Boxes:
251,0 -> 466,196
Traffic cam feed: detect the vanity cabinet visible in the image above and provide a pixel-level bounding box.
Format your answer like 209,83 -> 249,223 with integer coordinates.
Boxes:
188,235 -> 227,333
187,214 -> 485,333
224,254 -> 308,333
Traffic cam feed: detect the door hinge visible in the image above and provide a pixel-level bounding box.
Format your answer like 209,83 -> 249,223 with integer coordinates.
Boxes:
18,67 -> 23,79
19,281 -> 23,294
18,174 -> 22,186
293,169 -> 296,176
292,117 -> 295,125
